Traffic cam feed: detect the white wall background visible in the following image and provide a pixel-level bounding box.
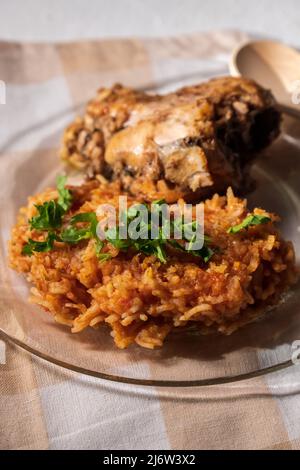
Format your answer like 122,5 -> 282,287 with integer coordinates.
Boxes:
0,0 -> 299,45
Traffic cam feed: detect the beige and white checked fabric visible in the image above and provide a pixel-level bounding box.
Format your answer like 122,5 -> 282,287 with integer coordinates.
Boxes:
1,30 -> 300,450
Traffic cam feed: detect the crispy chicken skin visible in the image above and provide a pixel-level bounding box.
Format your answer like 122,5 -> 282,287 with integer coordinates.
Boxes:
60,77 -> 281,202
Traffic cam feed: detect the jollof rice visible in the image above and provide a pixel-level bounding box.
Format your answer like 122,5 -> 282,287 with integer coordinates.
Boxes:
9,181 -> 297,349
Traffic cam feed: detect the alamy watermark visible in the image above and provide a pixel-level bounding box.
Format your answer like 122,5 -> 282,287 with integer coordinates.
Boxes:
0,340 -> 6,364
0,80 -> 6,104
95,197 -> 205,250
291,80 -> 300,105
292,340 -> 300,365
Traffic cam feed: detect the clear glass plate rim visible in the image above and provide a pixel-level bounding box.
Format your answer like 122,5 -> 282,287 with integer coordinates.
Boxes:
0,327 -> 294,387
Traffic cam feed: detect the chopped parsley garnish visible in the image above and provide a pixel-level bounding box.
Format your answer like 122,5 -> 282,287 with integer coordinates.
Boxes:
56,175 -> 73,212
22,232 -> 58,256
29,175 -> 72,232
102,200 -> 214,264
228,214 -> 271,234
29,200 -> 65,231
22,180 -> 275,265
168,238 -> 214,263
23,175 -> 73,256
22,187 -> 215,264
60,212 -> 98,243
60,211 -> 111,261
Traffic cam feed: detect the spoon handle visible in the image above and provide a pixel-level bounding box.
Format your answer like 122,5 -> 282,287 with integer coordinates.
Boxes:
277,103 -> 300,121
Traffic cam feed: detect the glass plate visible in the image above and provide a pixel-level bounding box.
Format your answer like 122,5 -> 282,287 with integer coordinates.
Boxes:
1,106 -> 300,387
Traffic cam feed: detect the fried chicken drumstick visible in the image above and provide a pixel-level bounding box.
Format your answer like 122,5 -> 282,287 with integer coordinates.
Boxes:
61,77 -> 281,202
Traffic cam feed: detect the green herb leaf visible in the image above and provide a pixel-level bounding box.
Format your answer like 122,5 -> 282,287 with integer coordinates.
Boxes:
228,214 -> 271,234
60,226 -> 91,243
105,226 -> 132,250
95,238 -> 104,255
29,200 -> 65,231
22,232 -> 57,256
154,242 -> 167,263
167,239 -> 186,251
168,236 -> 214,262
23,185 -> 217,265
187,245 -> 215,263
70,212 -> 98,225
94,238 -> 112,262
152,199 -> 166,206
56,175 -> 72,211
60,212 -> 99,244
28,176 -> 72,233
60,211 -> 112,262
71,212 -> 98,235
97,253 -> 113,262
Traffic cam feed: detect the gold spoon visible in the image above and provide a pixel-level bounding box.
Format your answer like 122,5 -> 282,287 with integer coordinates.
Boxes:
230,40 -> 300,120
